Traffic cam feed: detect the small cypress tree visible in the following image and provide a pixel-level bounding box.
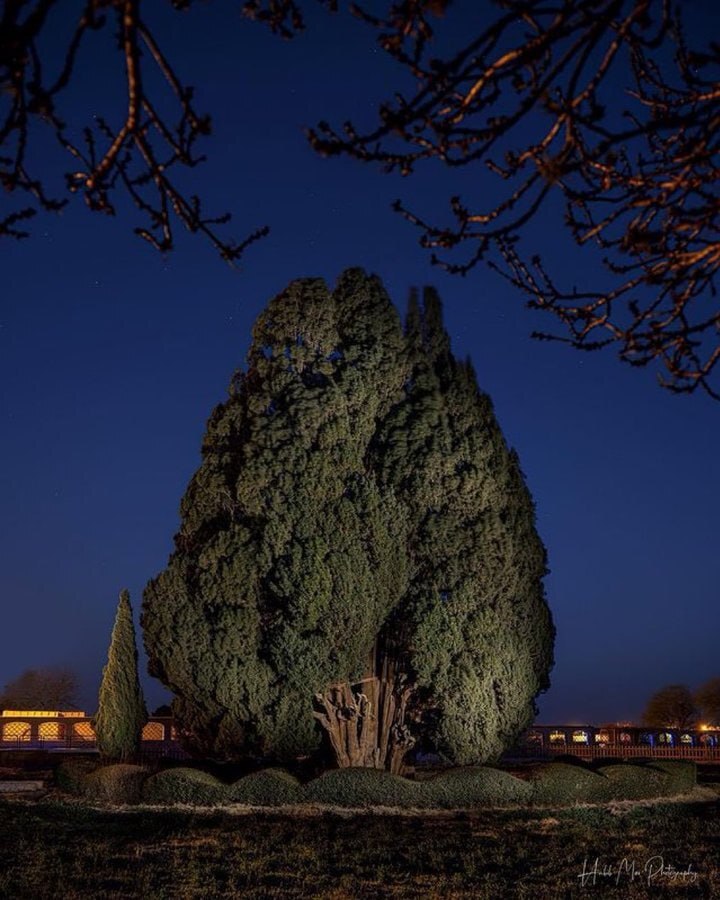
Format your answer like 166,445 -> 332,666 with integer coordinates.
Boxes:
95,590 -> 148,761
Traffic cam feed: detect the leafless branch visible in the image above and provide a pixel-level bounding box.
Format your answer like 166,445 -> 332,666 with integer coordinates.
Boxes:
308,0 -> 720,397
3,0 -> 718,396
1,0 -> 268,260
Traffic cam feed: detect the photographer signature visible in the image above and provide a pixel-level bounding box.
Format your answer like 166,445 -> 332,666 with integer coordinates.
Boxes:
577,855 -> 698,887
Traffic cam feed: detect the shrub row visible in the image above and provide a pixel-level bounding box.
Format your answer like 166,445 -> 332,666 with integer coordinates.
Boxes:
530,760 -> 697,805
142,767 -> 227,806
58,759 -> 697,809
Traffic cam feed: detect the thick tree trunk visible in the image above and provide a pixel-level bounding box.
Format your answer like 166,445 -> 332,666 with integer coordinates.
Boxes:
313,644 -> 415,773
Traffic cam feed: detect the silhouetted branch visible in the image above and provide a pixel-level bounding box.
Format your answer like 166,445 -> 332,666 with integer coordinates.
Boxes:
3,0 -> 718,397
308,0 -> 720,398
1,0 -> 268,260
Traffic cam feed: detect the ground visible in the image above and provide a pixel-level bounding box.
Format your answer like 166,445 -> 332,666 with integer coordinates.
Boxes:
1,789 -> 719,898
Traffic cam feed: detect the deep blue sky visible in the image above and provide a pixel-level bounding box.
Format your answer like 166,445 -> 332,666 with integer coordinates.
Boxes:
2,1 -> 718,726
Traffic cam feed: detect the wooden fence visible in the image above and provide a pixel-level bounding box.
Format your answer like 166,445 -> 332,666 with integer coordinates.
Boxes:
511,744 -> 720,762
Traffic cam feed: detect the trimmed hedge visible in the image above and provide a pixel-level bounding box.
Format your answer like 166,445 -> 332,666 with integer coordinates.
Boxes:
304,768 -> 421,808
530,762 -> 612,804
421,766 -> 532,808
530,760 -> 698,805
227,768 -> 304,806
597,764 -> 669,801
142,767 -> 227,806
597,761 -> 699,801
647,760 -> 697,795
82,764 -> 149,804
58,760 -> 699,808
55,756 -> 102,796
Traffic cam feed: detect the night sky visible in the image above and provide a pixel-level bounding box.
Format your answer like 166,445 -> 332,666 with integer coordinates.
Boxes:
2,0 -> 718,727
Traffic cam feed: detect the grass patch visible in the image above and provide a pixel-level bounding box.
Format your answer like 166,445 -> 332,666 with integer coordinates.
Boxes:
0,793 -> 717,898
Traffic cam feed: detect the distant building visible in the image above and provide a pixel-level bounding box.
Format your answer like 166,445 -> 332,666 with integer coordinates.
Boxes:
513,723 -> 720,758
1,709 -> 87,743
0,709 -> 177,748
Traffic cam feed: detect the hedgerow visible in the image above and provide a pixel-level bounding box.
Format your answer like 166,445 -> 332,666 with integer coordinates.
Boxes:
530,762 -> 612,804
597,763 -> 682,801
530,760 -> 698,805
647,760 -> 697,795
421,766 -> 531,808
227,768 -> 303,806
82,764 -> 149,804
142,767 -> 226,806
55,757 -> 102,796
303,768 -> 421,808
58,759 -> 698,808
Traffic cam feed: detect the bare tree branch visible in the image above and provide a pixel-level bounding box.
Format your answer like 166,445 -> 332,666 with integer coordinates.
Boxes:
307,0 -> 720,398
3,0 -> 718,397
1,0 -> 268,260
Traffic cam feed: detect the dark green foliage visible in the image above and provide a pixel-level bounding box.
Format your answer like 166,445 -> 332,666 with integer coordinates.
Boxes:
82,764 -> 149,804
94,591 -> 147,761
143,269 -> 554,764
59,760 -> 700,810
226,768 -> 303,806
141,767 -> 227,806
420,766 -> 532,808
531,761 -> 697,805
530,762 -> 612,805
304,768 -> 420,808
55,756 -> 102,795
376,287 -> 554,763
597,764 -> 671,801
647,760 -> 697,795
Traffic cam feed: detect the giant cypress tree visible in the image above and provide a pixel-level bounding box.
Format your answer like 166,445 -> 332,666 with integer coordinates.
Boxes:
375,288 -> 554,764
142,269 -> 554,768
143,271 -> 410,763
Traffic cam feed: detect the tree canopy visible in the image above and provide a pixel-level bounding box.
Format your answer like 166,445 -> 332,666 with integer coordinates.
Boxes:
0,667 -> 79,711
641,683 -> 698,730
695,677 -> 720,727
142,268 -> 554,768
2,1 -> 717,396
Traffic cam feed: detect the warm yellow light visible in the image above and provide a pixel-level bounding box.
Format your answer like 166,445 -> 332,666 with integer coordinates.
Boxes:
1,710 -> 85,718
72,721 -> 96,739
142,721 -> 165,741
